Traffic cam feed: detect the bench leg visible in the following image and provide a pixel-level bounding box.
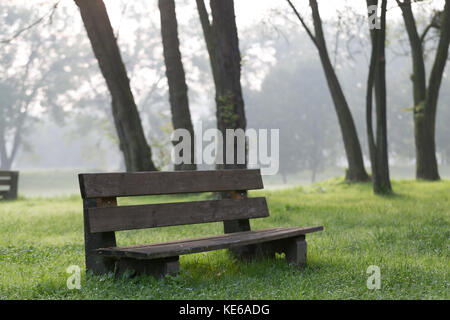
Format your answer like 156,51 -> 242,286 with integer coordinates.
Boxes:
233,236 -> 307,268
113,256 -> 180,278
3,189 -> 17,200
8,172 -> 18,200
232,241 -> 282,261
284,236 -> 307,268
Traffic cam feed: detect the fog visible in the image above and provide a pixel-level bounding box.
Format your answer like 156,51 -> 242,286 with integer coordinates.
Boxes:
1,0 -> 449,196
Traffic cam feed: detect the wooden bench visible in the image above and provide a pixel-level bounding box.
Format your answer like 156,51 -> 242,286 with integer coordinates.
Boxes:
0,171 -> 19,200
78,169 -> 323,277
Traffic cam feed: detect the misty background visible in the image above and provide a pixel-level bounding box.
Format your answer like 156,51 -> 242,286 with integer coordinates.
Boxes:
1,0 -> 449,196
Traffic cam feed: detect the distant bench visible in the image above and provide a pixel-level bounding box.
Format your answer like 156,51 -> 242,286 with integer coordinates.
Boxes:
0,171 -> 19,200
78,169 -> 323,277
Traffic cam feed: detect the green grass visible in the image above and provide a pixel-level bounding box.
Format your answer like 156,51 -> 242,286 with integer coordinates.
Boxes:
0,179 -> 448,299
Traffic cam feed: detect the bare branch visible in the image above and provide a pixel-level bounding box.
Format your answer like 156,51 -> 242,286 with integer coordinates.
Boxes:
285,0 -> 318,47
1,1 -> 61,44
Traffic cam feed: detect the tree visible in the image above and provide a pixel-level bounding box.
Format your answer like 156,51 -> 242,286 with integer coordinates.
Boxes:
0,2 -> 87,170
366,0 -> 392,194
74,0 -> 157,172
0,48 -> 39,170
285,0 -> 369,182
196,0 -> 220,90
195,0 -> 249,243
158,0 -> 196,171
396,0 -> 450,180
196,0 -> 247,170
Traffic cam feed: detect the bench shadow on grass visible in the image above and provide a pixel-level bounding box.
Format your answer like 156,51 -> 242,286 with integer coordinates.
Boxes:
75,250 -> 343,299
178,249 -> 325,280
92,250 -> 325,283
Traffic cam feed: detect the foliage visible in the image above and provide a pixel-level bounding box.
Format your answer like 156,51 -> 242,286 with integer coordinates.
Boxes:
0,2 -> 100,168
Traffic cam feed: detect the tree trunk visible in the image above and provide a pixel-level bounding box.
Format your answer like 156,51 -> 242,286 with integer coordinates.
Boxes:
366,0 -> 392,194
281,172 -> 287,184
0,135 -> 12,170
397,0 -> 450,180
202,0 -> 247,170
416,0 -> 450,180
308,0 -> 369,182
159,0 -> 196,171
75,0 -> 157,172
196,0 -> 219,87
0,114 -> 22,171
311,166 -> 317,184
198,1 -> 249,247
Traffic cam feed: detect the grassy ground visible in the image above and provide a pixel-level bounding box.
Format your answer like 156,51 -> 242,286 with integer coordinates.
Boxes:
15,165 -> 450,197
0,179 -> 448,299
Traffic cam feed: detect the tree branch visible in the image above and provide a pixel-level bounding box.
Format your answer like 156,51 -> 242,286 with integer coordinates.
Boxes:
1,1 -> 61,44
285,0 -> 318,47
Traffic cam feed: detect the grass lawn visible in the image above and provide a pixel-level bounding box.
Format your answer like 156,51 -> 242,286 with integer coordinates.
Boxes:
0,178 -> 448,299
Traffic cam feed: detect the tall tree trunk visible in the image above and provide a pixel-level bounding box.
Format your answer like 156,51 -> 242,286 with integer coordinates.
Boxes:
0,130 -> 11,170
0,112 -> 23,171
281,172 -> 287,184
397,0 -> 450,180
159,0 -> 196,171
366,0 -> 392,194
198,0 -> 247,170
0,114 -> 9,170
75,0 -> 157,172
287,0 -> 369,182
196,0 -> 219,87
366,3 -> 379,193
311,166 -> 317,183
197,0 -> 249,243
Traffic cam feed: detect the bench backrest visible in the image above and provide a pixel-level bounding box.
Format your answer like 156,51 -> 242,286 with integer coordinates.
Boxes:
79,169 -> 268,233
0,171 -> 19,200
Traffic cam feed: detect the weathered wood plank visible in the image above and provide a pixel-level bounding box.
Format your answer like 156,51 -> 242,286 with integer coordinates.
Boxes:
83,197 -> 117,275
8,171 -> 19,200
88,197 -> 269,233
285,236 -> 307,268
96,226 -> 323,260
79,169 -> 264,198
0,171 -> 17,177
222,190 -> 252,257
0,171 -> 18,200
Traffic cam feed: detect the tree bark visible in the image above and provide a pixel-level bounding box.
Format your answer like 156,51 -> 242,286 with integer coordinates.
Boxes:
366,0 -> 392,194
287,0 -> 369,182
397,0 -> 450,180
281,172 -> 287,184
0,127 -> 11,170
309,0 -> 369,182
159,0 -> 196,171
311,166 -> 317,183
75,0 -> 157,172
199,0 -> 247,170
196,0 -> 219,87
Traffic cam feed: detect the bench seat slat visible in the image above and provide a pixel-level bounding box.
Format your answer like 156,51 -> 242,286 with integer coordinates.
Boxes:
96,226 -> 323,260
79,169 -> 263,198
0,180 -> 12,186
89,197 -> 269,233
